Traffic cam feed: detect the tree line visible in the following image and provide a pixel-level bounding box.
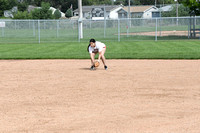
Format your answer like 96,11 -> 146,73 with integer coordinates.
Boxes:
0,0 -> 199,19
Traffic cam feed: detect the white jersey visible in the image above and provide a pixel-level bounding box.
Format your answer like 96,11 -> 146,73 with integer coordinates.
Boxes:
88,41 -> 106,54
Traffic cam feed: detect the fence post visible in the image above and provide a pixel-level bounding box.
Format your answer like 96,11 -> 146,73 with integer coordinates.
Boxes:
155,18 -> 157,41
104,19 -> 106,38
78,20 -> 80,42
15,20 -> 16,30
159,18 -> 162,36
33,20 -> 35,37
104,5 -> 106,38
127,18 -> 129,37
29,19 -> 31,29
78,18 -> 83,41
90,19 -> 92,29
118,19 -> 120,42
188,18 -> 190,39
0,21 -> 5,37
90,11 -> 92,29
38,20 -> 40,44
1,26 -> 4,37
57,20 -> 59,38
1,27 -> 4,37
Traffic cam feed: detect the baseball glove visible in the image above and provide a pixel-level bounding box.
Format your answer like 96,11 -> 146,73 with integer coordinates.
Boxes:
94,61 -> 100,67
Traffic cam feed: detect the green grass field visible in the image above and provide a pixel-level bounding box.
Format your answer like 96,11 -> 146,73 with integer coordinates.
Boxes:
0,40 -> 200,59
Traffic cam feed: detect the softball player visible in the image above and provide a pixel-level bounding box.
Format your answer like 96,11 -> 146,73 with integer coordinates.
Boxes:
87,39 -> 107,70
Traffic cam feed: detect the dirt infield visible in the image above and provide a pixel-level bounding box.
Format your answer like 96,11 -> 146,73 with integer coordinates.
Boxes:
120,30 -> 188,36
0,59 -> 200,133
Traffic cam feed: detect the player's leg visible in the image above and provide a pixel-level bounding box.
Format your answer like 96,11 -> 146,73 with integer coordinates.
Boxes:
100,48 -> 107,70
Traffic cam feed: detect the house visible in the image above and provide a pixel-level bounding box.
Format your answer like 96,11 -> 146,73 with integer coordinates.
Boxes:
4,10 -> 14,18
118,6 -> 160,18
73,5 -> 123,20
4,6 -> 17,18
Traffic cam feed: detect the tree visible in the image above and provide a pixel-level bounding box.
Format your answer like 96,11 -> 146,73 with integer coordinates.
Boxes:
114,0 -> 140,5
60,0 -> 93,13
114,0 -> 123,5
0,0 -> 17,17
31,2 -> 54,19
7,0 -> 18,8
31,8 -> 42,19
180,0 -> 200,15
13,11 -> 32,19
114,0 -> 177,6
17,2 -> 28,11
60,0 -> 77,13
65,8 -> 73,18
54,9 -> 61,19
98,0 -> 112,5
0,0 -> 8,16
124,0 -> 134,5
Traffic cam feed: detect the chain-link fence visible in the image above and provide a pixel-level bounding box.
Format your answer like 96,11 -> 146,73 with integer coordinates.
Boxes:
0,17 -> 200,44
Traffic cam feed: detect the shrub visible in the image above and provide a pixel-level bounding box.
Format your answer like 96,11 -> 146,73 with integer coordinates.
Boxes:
54,9 -> 61,19
17,2 -> 28,12
31,2 -> 54,19
65,8 -> 73,18
14,11 -> 31,19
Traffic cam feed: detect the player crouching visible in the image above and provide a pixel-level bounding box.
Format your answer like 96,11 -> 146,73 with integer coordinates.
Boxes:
87,38 -> 108,70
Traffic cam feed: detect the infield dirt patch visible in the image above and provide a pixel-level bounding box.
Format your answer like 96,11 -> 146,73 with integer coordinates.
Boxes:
0,59 -> 200,133
120,30 -> 188,36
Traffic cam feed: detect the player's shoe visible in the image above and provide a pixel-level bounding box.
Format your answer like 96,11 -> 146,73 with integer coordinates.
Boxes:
90,65 -> 95,70
104,65 -> 108,70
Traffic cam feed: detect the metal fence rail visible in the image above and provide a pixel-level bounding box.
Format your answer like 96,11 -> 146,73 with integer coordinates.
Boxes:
0,17 -> 199,44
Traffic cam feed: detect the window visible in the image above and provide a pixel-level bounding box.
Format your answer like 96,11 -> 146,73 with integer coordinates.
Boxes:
152,12 -> 160,18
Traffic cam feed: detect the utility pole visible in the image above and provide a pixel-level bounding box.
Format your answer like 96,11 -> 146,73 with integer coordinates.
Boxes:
128,0 -> 130,19
175,0 -> 178,25
78,0 -> 83,39
155,0 -> 157,7
127,0 -> 131,37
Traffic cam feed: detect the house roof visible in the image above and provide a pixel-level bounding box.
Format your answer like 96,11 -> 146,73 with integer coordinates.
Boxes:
74,5 -> 122,12
123,6 -> 157,13
159,5 -> 173,11
28,5 -> 41,12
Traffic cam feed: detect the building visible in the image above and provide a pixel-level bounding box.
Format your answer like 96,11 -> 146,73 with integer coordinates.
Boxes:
73,5 -> 123,20
118,6 -> 160,18
4,6 -> 17,18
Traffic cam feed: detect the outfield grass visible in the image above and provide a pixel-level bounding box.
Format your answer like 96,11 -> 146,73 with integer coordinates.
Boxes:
0,40 -> 200,59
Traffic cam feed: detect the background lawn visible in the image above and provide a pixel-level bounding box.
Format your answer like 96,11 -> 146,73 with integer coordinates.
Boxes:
0,40 -> 200,59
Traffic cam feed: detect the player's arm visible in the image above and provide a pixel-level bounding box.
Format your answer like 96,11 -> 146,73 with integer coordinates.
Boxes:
98,51 -> 102,62
88,46 -> 95,65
